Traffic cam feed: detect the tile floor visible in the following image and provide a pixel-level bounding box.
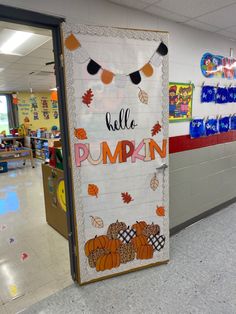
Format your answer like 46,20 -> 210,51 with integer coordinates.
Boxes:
23,203 -> 236,314
0,161 -> 73,314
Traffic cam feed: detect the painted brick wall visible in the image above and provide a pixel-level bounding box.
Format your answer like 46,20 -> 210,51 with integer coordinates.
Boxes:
169,141 -> 236,228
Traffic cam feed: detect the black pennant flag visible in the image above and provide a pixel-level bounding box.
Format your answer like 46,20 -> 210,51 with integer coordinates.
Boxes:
129,71 -> 141,85
87,59 -> 101,75
156,42 -> 168,56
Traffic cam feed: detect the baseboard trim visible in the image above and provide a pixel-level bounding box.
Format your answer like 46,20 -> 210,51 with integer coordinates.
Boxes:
170,196 -> 236,236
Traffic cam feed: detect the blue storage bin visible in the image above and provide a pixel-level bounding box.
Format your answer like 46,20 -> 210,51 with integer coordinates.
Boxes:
0,162 -> 8,173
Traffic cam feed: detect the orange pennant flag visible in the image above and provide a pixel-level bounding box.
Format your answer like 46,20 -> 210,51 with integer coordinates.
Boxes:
65,33 -> 81,51
101,69 -> 114,84
141,63 -> 154,77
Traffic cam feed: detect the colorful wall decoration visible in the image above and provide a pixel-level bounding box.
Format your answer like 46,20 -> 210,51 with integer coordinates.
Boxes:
169,82 -> 193,122
17,92 -> 60,131
201,52 -> 236,79
63,24 -> 169,284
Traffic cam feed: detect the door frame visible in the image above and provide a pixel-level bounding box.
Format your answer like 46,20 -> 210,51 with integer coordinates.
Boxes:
0,4 -> 77,281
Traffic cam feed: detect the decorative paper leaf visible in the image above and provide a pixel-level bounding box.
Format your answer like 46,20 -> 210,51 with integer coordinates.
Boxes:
20,252 -> 29,261
156,206 -> 165,217
88,184 -> 99,198
151,121 -> 162,136
65,33 -> 80,51
150,174 -> 159,191
90,216 -> 104,228
82,88 -> 94,107
121,192 -> 134,204
138,88 -> 148,104
74,128 -> 87,140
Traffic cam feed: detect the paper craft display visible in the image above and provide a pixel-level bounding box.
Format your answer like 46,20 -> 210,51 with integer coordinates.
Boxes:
201,86 -> 215,103
231,115 -> 236,130
63,24 -> 169,284
215,87 -> 228,104
205,118 -> 218,136
219,116 -> 230,133
190,118 -> 205,138
169,83 -> 193,122
201,52 -> 236,79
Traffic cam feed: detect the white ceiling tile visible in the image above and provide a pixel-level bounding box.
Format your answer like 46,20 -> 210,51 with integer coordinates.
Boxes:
144,5 -> 189,22
216,30 -> 236,40
184,20 -> 220,32
0,54 -> 21,63
16,56 -> 50,65
109,0 -> 151,9
156,0 -> 236,19
27,48 -> 54,59
196,3 -> 236,28
224,25 -> 236,33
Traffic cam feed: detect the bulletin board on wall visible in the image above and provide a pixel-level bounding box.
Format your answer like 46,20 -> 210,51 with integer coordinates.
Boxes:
17,92 -> 60,131
63,23 -> 169,284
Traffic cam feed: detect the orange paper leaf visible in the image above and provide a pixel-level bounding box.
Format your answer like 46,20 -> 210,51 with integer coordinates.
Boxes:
156,206 -> 165,216
65,33 -> 80,51
88,184 -> 99,198
74,128 -> 87,140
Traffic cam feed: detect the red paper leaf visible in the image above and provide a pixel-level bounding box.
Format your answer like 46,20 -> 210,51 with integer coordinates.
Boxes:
151,121 -> 162,136
121,192 -> 133,204
82,88 -> 94,107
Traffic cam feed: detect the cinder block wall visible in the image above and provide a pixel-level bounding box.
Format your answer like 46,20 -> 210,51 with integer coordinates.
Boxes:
169,141 -> 236,228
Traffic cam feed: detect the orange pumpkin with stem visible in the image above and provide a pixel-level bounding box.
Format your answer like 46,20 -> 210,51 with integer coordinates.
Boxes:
132,221 -> 147,236
84,235 -> 109,257
96,252 -> 120,271
105,238 -> 122,253
131,235 -> 148,252
136,244 -> 153,259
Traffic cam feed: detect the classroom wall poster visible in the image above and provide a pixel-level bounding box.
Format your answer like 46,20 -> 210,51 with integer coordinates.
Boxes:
169,82 -> 193,122
63,24 -> 169,284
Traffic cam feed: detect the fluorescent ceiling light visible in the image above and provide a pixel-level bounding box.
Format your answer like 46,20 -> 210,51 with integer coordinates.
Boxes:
0,68 -> 4,73
0,31 -> 33,54
49,87 -> 57,91
0,29 -> 51,56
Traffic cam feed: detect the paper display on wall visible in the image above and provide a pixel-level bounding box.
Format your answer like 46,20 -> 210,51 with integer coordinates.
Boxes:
63,24 -> 169,284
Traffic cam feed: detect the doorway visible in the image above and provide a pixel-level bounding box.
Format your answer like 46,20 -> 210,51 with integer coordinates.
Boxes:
0,5 -> 75,313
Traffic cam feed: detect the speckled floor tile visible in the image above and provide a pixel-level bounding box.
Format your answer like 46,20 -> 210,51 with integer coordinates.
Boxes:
22,204 -> 236,314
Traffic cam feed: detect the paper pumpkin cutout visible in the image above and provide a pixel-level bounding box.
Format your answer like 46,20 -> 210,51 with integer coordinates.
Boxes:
65,33 -> 80,51
87,59 -> 101,75
142,223 -> 160,237
141,63 -> 154,77
88,184 -> 99,198
132,221 -> 147,236
156,42 -> 168,56
129,71 -> 141,85
84,235 -> 109,257
96,252 -> 121,271
107,220 -> 127,239
101,69 -> 114,84
117,242 -> 135,264
105,238 -> 122,252
88,248 -> 109,268
136,244 -> 153,259
148,234 -> 165,251
118,227 -> 136,243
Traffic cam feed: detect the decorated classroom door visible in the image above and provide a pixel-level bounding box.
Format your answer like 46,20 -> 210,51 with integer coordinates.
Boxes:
62,23 -> 169,284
